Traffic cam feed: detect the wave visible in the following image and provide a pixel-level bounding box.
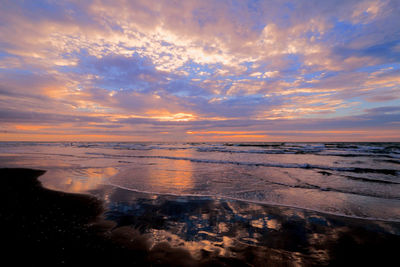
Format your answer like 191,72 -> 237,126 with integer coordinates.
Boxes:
343,175 -> 400,185
86,152 -> 399,177
195,147 -> 400,159
2,141 -> 399,157
375,159 -> 400,165
224,142 -> 400,151
106,182 -> 400,223
6,148 -> 399,178
245,178 -> 400,200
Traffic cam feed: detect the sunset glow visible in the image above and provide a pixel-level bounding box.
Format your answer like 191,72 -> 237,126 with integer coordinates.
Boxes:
0,0 -> 399,141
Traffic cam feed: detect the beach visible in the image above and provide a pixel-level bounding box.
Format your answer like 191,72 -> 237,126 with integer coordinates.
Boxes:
2,166 -> 399,266
2,0 -> 400,265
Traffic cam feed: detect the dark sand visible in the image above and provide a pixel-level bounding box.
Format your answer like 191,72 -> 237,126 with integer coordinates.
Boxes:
1,168 -> 400,266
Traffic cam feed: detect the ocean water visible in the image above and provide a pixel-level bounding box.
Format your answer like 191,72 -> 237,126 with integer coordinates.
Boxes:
1,142 -> 400,222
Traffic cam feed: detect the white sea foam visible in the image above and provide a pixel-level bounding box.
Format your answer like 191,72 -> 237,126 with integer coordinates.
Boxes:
107,181 -> 400,223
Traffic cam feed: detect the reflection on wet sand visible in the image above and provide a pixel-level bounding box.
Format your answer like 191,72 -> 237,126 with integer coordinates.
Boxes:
32,158 -> 400,265
96,186 -> 400,266
39,167 -> 118,193
4,166 -> 399,266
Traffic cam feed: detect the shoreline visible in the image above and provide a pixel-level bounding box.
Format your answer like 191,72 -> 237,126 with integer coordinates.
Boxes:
2,167 -> 400,266
107,181 -> 400,223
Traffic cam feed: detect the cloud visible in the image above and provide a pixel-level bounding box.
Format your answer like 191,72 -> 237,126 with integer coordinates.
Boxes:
0,0 -> 399,141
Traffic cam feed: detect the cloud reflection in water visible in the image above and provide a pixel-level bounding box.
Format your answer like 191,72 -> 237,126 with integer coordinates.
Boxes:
101,187 -> 400,265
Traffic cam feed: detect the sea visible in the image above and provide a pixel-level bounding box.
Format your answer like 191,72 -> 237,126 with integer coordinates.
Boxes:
1,142 -> 399,222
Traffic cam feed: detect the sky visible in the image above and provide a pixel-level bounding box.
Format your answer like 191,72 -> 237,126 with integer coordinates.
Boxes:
0,0 -> 399,142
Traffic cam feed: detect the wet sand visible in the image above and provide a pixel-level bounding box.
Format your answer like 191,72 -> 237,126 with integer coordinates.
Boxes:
1,168 -> 147,265
1,168 -> 400,266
